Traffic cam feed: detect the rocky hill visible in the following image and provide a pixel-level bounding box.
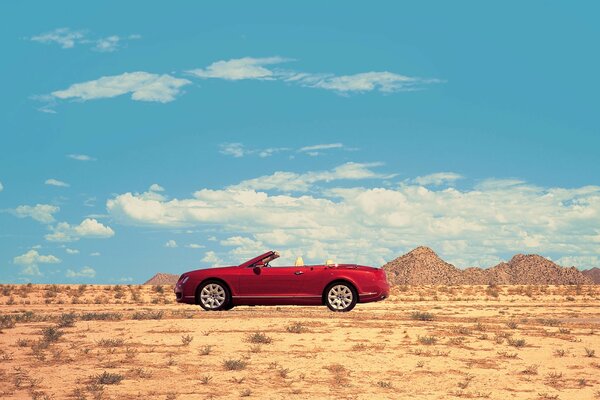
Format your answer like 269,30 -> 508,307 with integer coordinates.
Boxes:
144,273 -> 179,285
582,267 -> 600,284
382,247 -> 594,285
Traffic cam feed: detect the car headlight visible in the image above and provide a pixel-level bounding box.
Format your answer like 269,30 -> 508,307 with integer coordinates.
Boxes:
181,276 -> 190,285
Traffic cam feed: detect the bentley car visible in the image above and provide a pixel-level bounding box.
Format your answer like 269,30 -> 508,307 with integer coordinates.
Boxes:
175,251 -> 389,312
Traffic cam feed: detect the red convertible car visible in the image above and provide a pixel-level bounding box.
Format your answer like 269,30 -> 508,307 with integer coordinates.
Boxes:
175,251 -> 389,312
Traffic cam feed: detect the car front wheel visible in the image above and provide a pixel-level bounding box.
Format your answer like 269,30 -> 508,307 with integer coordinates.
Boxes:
325,283 -> 357,312
197,281 -> 231,311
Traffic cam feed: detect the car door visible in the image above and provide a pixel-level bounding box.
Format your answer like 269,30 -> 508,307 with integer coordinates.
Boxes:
295,265 -> 330,296
237,265 -> 305,298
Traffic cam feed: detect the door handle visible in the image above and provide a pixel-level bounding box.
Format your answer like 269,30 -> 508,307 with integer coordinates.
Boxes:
294,271 -> 304,275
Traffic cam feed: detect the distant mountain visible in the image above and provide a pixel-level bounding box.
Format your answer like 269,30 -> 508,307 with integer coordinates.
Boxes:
144,273 -> 179,285
582,267 -> 600,284
382,246 -> 463,285
382,247 -> 594,285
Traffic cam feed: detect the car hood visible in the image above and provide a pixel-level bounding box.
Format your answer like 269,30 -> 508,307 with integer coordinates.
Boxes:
186,265 -> 238,275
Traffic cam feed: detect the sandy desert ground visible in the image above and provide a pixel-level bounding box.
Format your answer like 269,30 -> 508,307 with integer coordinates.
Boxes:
1,284 -> 599,400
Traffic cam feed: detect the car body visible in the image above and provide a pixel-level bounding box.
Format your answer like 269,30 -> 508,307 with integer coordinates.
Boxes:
175,250 -> 389,312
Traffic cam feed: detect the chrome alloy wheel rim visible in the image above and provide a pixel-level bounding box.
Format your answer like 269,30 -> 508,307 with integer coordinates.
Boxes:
200,283 -> 226,309
328,285 -> 353,310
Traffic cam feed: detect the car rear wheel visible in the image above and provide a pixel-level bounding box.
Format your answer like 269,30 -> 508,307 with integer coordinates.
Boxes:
197,281 -> 231,311
325,283 -> 357,312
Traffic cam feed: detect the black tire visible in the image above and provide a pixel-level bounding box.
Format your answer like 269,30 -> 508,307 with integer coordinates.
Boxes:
197,280 -> 231,311
324,282 -> 357,312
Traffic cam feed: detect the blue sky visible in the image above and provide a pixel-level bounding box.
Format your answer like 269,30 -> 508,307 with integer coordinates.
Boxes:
1,2 -> 599,283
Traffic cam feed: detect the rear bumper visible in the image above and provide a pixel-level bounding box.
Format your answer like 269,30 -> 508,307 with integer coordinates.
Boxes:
359,282 -> 389,303
359,291 -> 389,303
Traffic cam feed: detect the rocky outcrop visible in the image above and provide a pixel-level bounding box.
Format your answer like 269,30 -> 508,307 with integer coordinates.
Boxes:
144,273 -> 179,285
582,267 -> 600,284
382,247 -> 594,285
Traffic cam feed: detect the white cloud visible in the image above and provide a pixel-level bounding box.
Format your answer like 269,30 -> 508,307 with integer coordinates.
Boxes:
295,71 -> 440,93
45,178 -> 70,187
14,249 -> 61,275
202,251 -> 224,267
187,57 -> 291,80
556,255 -> 600,269
0,181 -> 3,191
30,28 -> 140,52
258,147 -> 290,158
165,240 -> 178,248
413,172 -> 463,186
219,142 -> 289,158
219,143 -> 248,158
149,184 -> 165,192
68,154 -> 96,161
106,168 -> 600,268
231,162 -> 388,192
93,34 -> 140,52
14,204 -> 59,224
30,28 -> 85,49
45,218 -> 115,242
298,143 -> 344,153
187,57 -> 440,94
90,252 -> 101,256
186,243 -> 204,249
66,266 -> 96,278
65,248 -> 79,254
51,72 -> 191,103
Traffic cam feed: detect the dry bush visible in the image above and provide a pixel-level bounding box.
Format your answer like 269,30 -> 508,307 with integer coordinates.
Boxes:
246,332 -> 272,344
93,371 -> 124,385
181,334 -> 193,346
411,311 -> 434,321
286,322 -> 309,334
97,338 -> 125,347
223,359 -> 248,371
132,310 -> 163,320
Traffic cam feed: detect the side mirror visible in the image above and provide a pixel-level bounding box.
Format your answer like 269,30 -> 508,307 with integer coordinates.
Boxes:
253,266 -> 262,275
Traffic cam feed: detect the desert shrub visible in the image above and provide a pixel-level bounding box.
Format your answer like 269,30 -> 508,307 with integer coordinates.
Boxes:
41,326 -> 63,343
521,364 -> 538,375
223,358 -> 248,371
199,345 -> 213,356
0,315 -> 16,329
97,338 -> 125,347
508,337 -> 526,348
538,318 -> 561,327
377,380 -> 393,389
57,313 -> 77,328
286,322 -> 309,334
246,332 -> 272,344
153,285 -> 164,294
14,311 -> 40,323
418,335 -> 438,345
411,311 -> 434,321
506,321 -> 518,329
553,349 -> 566,357
80,312 -> 123,321
454,326 -> 472,335
585,348 -> 596,357
1,285 -> 11,296
200,375 -> 212,385
485,285 -> 499,298
181,334 -> 193,346
132,310 -> 163,320
94,371 -> 124,385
